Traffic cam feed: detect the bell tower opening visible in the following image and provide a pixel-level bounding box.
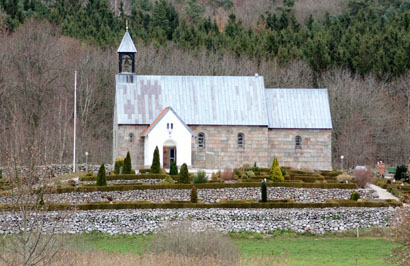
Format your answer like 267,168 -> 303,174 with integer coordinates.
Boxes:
117,21 -> 137,73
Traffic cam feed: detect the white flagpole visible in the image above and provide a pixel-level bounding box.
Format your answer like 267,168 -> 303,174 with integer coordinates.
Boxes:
73,71 -> 77,173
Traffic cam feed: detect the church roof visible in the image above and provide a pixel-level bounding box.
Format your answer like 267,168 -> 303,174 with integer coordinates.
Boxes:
115,74 -> 268,126
115,74 -> 332,129
265,88 -> 332,129
140,107 -> 194,137
117,31 -> 137,53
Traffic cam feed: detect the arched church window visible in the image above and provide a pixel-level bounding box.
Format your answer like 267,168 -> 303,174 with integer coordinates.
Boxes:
129,133 -> 134,143
198,132 -> 205,148
238,133 -> 244,148
295,135 -> 302,149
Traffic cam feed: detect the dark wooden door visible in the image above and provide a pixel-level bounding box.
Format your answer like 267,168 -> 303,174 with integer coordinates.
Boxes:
163,147 -> 170,168
163,146 -> 176,168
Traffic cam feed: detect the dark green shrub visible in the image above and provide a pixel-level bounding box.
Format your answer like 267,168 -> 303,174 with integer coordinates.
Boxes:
252,162 -> 260,172
394,165 -> 407,181
261,181 -> 267,202
350,192 -> 360,201
169,161 -> 178,175
280,167 -> 287,177
114,157 -> 124,174
178,163 -> 190,184
150,146 -> 161,174
0,169 -> 2,179
193,170 -> 208,184
85,171 -> 94,177
123,152 -> 132,174
190,186 -> 198,203
96,163 -> 107,186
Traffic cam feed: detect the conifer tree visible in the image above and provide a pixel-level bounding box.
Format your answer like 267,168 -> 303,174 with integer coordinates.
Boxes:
169,160 -> 178,175
178,163 -> 189,184
269,157 -> 284,182
97,163 -> 107,186
150,146 -> 161,174
261,179 -> 267,202
190,185 -> 198,203
123,151 -> 132,174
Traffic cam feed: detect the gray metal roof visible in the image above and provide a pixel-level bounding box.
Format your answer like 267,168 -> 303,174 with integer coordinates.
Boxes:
115,74 -> 268,126
117,31 -> 137,53
265,88 -> 332,129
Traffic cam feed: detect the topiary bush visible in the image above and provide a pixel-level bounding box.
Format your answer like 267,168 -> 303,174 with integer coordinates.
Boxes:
150,146 -> 161,174
169,161 -> 178,175
394,165 -> 407,180
269,157 -> 284,182
350,192 -> 360,201
114,157 -> 124,174
96,163 -> 107,186
123,152 -> 132,174
261,180 -> 267,202
190,185 -> 198,203
193,170 -> 208,184
178,163 -> 190,184
280,167 -> 287,177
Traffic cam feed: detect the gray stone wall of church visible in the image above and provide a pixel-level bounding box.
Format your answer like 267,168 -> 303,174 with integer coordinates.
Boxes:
268,129 -> 332,170
115,125 -> 332,171
190,126 -> 269,169
116,125 -> 146,169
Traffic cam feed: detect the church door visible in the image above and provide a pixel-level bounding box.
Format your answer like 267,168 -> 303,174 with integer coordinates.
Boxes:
163,146 -> 176,168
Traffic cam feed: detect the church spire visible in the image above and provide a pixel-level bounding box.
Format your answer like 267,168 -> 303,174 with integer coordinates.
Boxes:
117,21 -> 137,73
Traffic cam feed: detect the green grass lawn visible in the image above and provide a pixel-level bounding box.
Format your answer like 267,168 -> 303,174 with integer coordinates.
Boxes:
71,233 -> 397,266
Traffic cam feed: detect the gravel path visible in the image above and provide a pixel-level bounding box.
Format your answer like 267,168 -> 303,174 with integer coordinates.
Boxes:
366,184 -> 399,201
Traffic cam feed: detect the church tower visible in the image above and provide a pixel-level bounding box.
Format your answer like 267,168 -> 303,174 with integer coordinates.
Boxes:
117,22 -> 137,73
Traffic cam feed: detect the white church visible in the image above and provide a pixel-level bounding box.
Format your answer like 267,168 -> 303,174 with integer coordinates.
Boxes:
113,29 -> 333,170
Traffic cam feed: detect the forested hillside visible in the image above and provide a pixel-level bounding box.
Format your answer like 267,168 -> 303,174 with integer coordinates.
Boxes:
0,0 -> 410,168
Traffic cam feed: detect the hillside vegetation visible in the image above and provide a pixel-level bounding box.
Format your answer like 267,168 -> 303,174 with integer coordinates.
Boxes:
0,0 -> 409,167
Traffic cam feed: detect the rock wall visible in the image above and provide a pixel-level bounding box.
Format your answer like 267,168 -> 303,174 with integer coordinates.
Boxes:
0,208 -> 396,235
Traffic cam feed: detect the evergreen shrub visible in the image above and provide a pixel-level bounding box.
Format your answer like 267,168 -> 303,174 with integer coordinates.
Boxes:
350,192 -> 360,201
123,152 -> 132,174
193,170 -> 208,184
114,157 -> 124,174
96,163 -> 107,186
162,175 -> 175,185
190,186 -> 198,203
261,181 -> 267,202
269,157 -> 284,182
394,165 -> 408,181
252,162 -> 260,172
178,163 -> 190,184
169,161 -> 178,175
150,146 -> 161,174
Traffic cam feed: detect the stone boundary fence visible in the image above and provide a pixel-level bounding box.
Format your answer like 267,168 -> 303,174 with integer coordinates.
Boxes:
0,164 -> 113,178
0,187 -> 378,205
0,207 -> 397,235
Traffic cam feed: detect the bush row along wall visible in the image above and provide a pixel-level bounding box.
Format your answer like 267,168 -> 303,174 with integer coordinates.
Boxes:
0,199 -> 401,212
57,182 -> 358,193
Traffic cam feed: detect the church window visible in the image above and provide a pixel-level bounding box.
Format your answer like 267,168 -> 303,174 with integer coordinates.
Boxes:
167,123 -> 169,129
238,133 -> 244,148
171,123 -> 173,129
129,133 -> 134,143
198,132 -> 205,148
295,135 -> 302,149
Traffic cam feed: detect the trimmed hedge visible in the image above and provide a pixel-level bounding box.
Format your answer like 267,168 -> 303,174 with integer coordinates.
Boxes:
0,199 -> 400,212
80,174 -> 169,181
55,181 -> 358,193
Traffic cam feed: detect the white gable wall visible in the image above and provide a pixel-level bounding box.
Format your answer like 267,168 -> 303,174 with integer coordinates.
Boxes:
143,111 -> 192,167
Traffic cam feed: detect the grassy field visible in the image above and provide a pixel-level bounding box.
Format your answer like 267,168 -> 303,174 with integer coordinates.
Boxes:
71,232 -> 397,266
